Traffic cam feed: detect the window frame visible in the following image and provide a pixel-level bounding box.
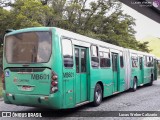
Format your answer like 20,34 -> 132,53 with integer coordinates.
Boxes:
91,45 -> 99,68
80,48 -> 87,73
131,54 -> 138,68
145,56 -> 154,67
99,47 -> 111,68
5,31 -> 52,64
61,38 -> 74,68
120,51 -> 124,68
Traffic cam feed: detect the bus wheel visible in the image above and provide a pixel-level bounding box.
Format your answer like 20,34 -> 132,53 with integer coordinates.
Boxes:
93,83 -> 102,107
131,78 -> 137,92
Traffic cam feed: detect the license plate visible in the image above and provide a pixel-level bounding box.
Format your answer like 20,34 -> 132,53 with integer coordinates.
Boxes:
21,86 -> 32,91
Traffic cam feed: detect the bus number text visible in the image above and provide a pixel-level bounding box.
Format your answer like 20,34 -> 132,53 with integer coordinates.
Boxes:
31,74 -> 49,80
63,72 -> 74,78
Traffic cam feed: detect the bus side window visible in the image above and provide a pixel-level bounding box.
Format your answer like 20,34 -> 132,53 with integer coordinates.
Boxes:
99,47 -> 110,68
81,49 -> 86,72
131,54 -> 138,67
145,56 -> 153,67
145,56 -> 147,67
75,48 -> 79,73
139,57 -> 142,69
91,45 -> 99,67
150,57 -> 153,67
62,39 -> 73,68
120,52 -> 124,68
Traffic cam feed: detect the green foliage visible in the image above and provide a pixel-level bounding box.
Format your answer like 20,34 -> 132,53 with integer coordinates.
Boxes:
49,0 -> 150,52
0,0 -> 150,52
0,7 -> 13,44
11,0 -> 53,28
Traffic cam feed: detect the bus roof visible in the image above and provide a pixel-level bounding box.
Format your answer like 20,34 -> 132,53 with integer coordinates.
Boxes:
5,27 -> 155,57
128,49 -> 155,57
55,27 -> 124,51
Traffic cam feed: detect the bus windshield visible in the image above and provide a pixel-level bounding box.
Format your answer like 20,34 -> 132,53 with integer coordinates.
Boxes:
5,31 -> 52,63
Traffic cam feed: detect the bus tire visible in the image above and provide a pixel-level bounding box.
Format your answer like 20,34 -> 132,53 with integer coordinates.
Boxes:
131,78 -> 137,92
148,74 -> 153,86
92,83 -> 102,107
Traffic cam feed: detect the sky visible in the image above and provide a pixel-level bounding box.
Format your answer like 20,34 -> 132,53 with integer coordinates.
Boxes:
121,3 -> 160,40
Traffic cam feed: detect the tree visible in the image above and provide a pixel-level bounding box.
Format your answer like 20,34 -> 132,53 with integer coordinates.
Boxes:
0,0 -> 54,39
49,0 -> 150,52
11,0 -> 54,28
0,0 -> 12,8
0,7 -> 14,44
0,0 -> 151,52
0,7 -> 12,69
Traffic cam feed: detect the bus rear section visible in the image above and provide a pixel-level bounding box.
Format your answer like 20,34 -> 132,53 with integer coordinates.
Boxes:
2,29 -> 62,109
128,50 -> 155,91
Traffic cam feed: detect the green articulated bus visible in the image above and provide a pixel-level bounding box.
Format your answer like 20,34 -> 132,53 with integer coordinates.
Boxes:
2,27 -> 158,109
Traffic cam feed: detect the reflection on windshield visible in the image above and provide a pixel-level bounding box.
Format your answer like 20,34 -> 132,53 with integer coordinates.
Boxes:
5,31 -> 52,63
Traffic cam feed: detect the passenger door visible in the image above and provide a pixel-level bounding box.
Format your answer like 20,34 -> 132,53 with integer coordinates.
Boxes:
62,39 -> 74,107
75,46 -> 88,104
112,53 -> 119,92
139,57 -> 144,84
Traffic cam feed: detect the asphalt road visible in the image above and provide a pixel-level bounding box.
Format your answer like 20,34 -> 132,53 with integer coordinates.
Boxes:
1,79 -> 160,120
